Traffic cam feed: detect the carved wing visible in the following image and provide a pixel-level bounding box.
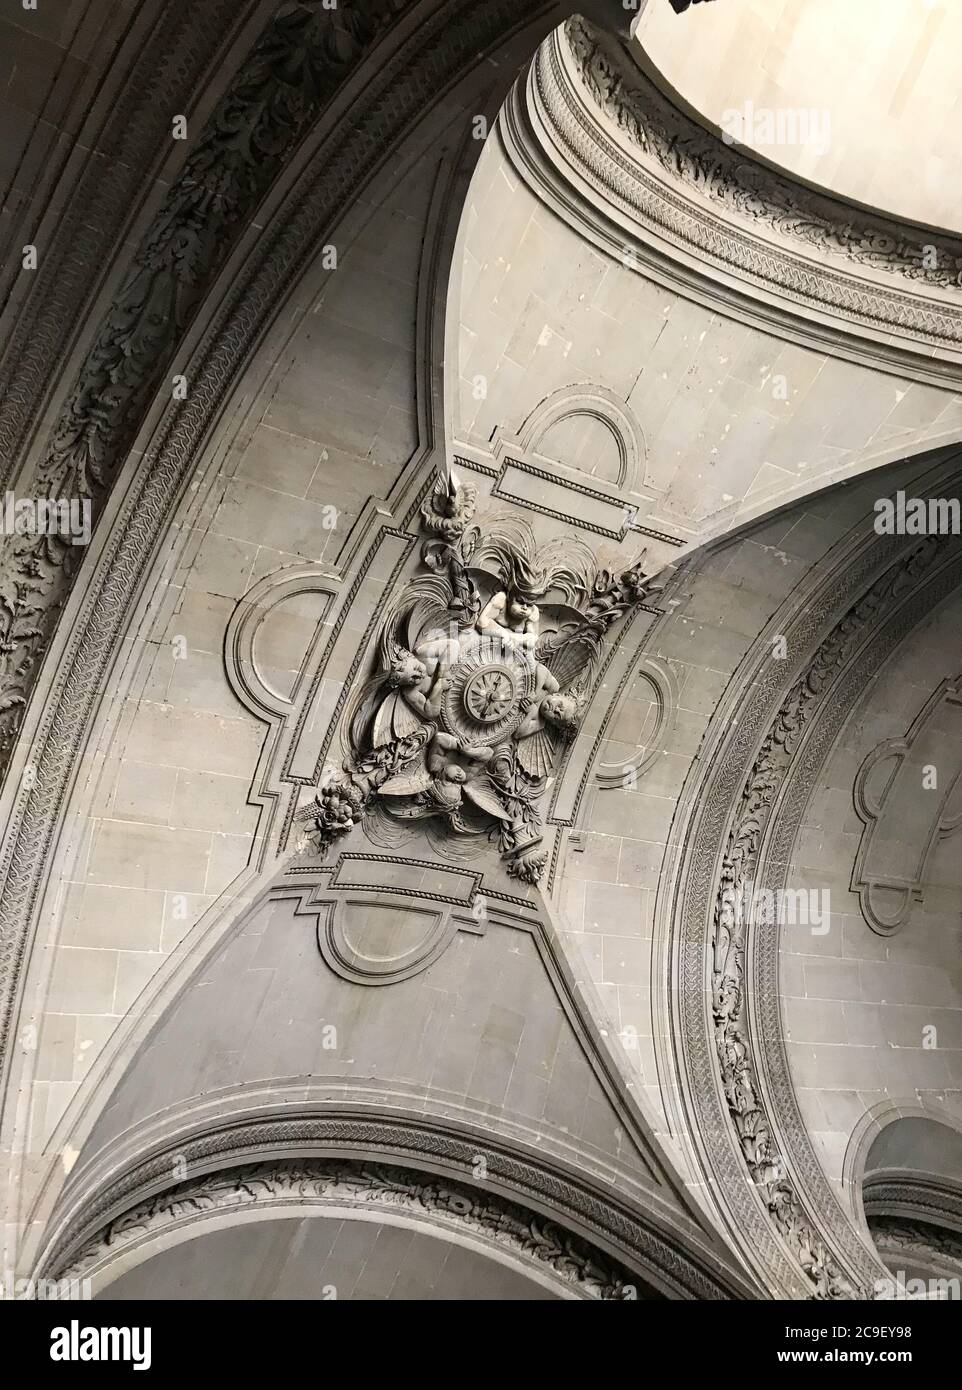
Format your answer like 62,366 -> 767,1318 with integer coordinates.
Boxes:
462,777 -> 510,821
374,576 -> 450,675
515,724 -> 556,781
371,690 -> 423,748
535,624 -> 600,689
378,752 -> 433,798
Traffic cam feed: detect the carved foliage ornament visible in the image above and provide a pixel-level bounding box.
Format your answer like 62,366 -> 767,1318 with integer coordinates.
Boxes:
566,17 -> 962,294
55,1158 -> 639,1299
0,0 -> 412,772
307,475 -> 664,882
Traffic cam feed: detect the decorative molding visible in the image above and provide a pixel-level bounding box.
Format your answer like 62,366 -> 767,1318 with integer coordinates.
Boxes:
565,20 -> 962,301
863,1173 -> 962,1236
869,1217 -> 962,1274
514,382 -> 644,492
0,0 -> 414,771
709,544 -> 951,1297
0,0 -> 585,1075
502,20 -> 962,386
851,677 -> 962,935
493,456 -> 637,539
595,653 -> 677,789
755,545 -> 962,1287
52,1157 -> 641,1299
0,0 -> 249,489
40,1111 -> 747,1299
673,509 -> 962,1299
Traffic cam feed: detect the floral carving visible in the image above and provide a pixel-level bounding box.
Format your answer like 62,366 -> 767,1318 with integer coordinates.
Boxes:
55,1158 -> 638,1299
870,1217 -> 962,1269
567,17 -> 962,293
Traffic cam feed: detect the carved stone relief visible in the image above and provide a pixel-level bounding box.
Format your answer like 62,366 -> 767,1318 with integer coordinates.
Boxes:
0,0 -> 414,774
564,18 -> 962,301
0,0 -> 593,1088
869,1217 -> 962,1277
708,539 -> 958,1299
670,512 -> 962,1301
306,475 -> 665,882
497,17 -> 962,393
52,1158 -> 641,1300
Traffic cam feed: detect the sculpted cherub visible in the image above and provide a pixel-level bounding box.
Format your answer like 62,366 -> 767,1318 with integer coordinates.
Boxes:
378,730 -> 508,830
371,629 -> 460,748
477,589 -> 540,652
512,672 -> 583,781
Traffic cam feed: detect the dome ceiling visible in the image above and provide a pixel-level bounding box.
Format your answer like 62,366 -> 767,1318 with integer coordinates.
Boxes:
635,0 -> 962,233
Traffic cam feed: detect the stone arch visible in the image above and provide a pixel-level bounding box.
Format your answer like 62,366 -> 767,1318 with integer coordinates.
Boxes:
845,1111 -> 962,1297
37,1105 -> 734,1300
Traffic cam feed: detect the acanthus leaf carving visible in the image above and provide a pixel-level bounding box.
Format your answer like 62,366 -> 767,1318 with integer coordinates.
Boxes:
54,1157 -> 639,1300
565,17 -> 962,297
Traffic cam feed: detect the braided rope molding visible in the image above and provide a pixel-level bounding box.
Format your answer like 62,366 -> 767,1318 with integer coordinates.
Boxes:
863,1176 -> 962,1233
40,1113 -> 741,1298
754,553 -> 962,1287
52,1157 -> 640,1299
0,0 -> 249,489
675,532 -> 962,1300
285,851 -> 537,912
543,22 -> 962,350
275,527 -> 417,854
0,0 -> 558,1070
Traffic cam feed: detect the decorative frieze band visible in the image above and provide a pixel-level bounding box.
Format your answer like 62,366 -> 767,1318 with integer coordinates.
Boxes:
53,1157 -> 639,1299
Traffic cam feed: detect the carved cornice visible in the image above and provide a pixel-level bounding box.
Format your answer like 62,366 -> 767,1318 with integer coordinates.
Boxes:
869,1217 -> 962,1273
671,491 -> 962,1299
504,20 -> 962,383
39,1111 -> 745,1299
0,0 -> 252,490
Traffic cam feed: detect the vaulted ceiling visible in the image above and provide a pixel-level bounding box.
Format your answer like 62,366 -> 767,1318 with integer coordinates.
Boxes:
1,0 -> 960,1305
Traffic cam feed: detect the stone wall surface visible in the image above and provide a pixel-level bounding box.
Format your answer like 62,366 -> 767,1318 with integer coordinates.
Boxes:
781,589 -> 962,1205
